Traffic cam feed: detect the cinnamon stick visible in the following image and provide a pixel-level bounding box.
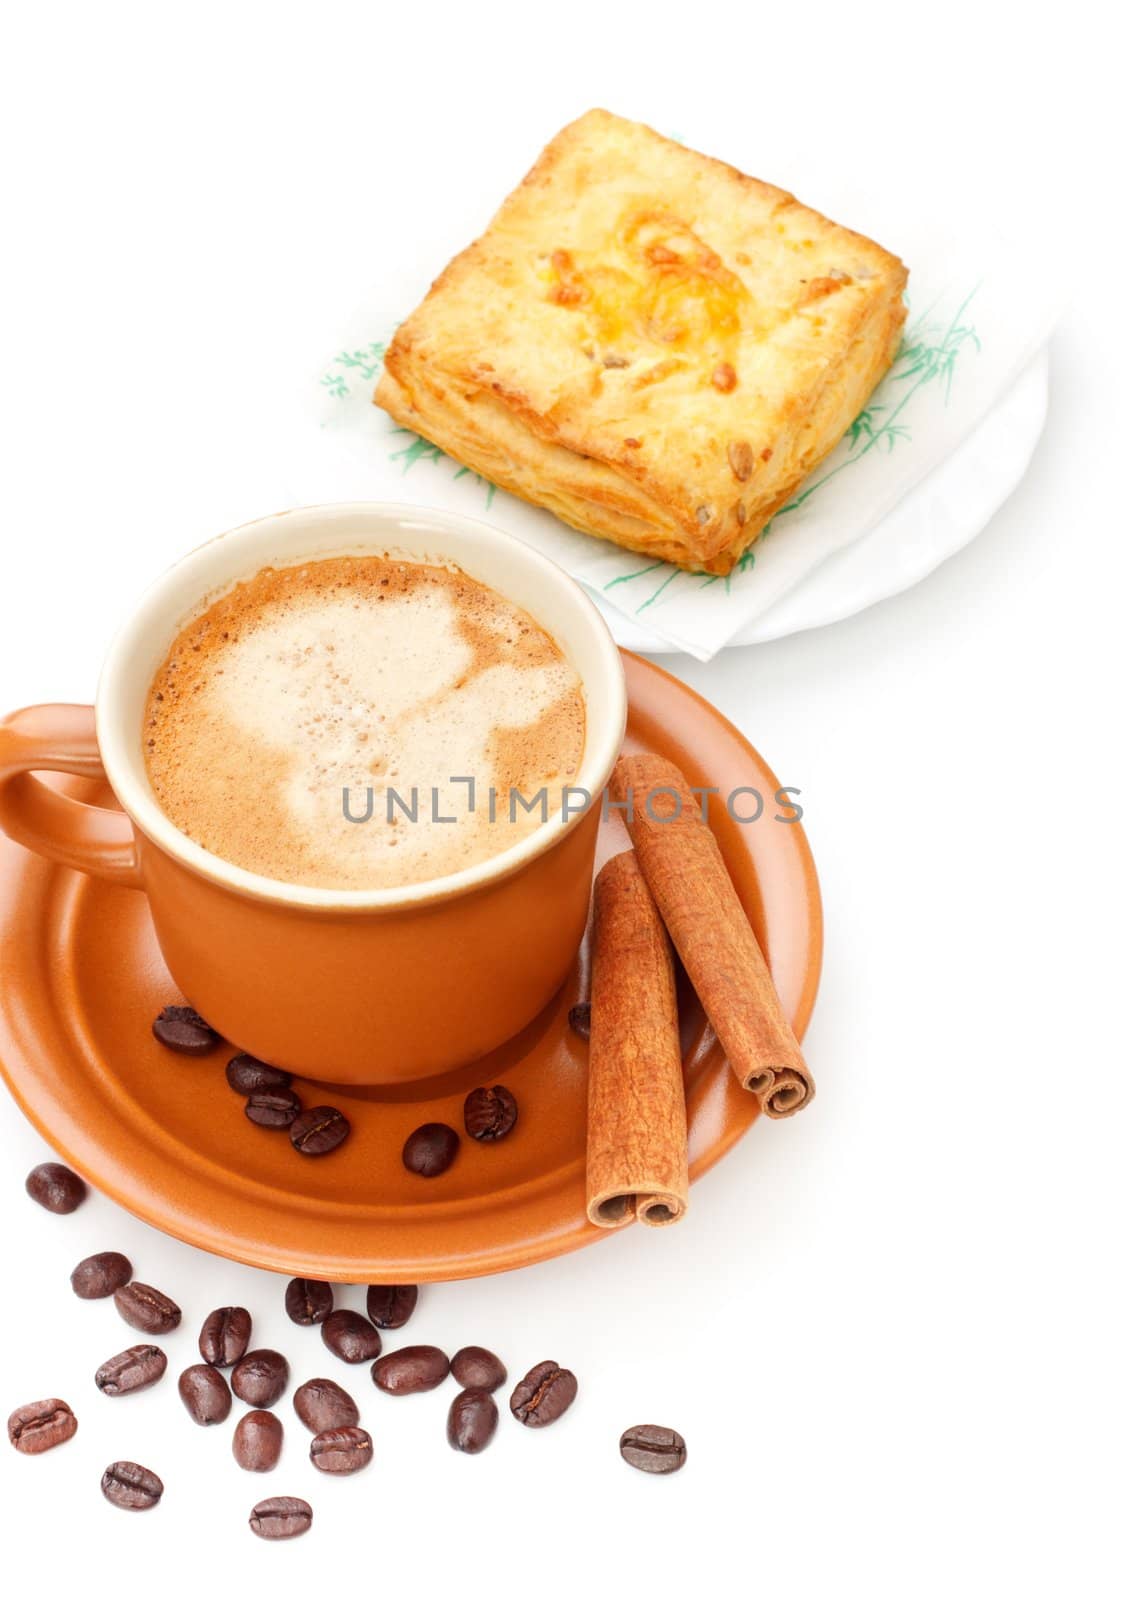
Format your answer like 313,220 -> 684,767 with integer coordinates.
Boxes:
614,753 -> 814,1117
585,851 -> 689,1228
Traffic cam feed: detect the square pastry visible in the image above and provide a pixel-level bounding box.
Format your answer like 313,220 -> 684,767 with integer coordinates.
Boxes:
375,110 -> 908,575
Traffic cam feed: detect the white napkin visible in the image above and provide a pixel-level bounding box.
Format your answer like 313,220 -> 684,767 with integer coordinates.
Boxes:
296,238 -> 1062,661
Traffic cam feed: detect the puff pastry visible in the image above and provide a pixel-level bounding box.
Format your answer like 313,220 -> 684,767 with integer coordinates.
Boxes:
375,110 -> 908,574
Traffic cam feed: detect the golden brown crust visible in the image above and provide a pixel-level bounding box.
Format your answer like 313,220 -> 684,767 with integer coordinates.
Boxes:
375,109 -> 908,573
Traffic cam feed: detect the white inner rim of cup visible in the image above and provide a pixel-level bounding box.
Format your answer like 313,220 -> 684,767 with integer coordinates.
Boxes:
96,503 -> 627,910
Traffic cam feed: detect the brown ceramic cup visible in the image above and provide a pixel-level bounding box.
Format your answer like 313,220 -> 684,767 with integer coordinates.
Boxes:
0,504 -> 626,1084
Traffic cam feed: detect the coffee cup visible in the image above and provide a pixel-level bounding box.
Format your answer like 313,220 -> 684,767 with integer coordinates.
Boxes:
0,504 -> 627,1084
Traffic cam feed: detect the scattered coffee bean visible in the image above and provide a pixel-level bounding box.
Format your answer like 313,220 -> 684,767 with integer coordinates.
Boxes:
463,1085 -> 518,1142
178,1363 -> 232,1426
290,1105 -> 350,1156
321,1310 -> 380,1365
95,1344 -> 167,1396
249,1496 -> 312,1540
285,1278 -> 334,1326
101,1460 -> 164,1511
371,1345 -> 450,1396
310,1425 -> 373,1475
568,1002 -> 591,1040
619,1424 -> 687,1475
450,1346 -> 507,1392
447,1388 -> 498,1454
226,1053 -> 292,1095
114,1281 -> 181,1335
152,1003 -> 218,1055
233,1409 -> 284,1472
402,1122 -> 459,1177
366,1283 -> 418,1330
245,1087 -> 301,1128
232,1349 -> 290,1408
198,1305 -> 252,1367
293,1378 -> 359,1434
25,1162 -> 87,1214
70,1251 -> 132,1300
8,1398 -> 77,1455
510,1360 -> 577,1428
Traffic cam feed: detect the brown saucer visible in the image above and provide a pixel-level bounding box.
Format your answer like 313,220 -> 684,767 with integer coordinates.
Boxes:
0,653 -> 822,1281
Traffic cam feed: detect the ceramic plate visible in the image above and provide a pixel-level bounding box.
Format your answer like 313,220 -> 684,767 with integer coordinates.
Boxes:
0,655 -> 821,1281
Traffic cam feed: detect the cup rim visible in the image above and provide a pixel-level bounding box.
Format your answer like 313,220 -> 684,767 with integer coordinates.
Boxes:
95,502 -> 627,910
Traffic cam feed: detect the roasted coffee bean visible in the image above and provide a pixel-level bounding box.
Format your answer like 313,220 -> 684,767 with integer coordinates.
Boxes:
8,1398 -> 77,1455
402,1122 -> 459,1177
114,1281 -> 181,1335
199,1305 -> 252,1367
25,1162 -> 87,1214
226,1053 -> 292,1095
290,1105 -> 350,1156
285,1278 -> 334,1326
510,1360 -> 577,1428
245,1088 -> 301,1128
249,1496 -> 312,1540
95,1344 -> 167,1396
619,1423 -> 687,1475
463,1085 -> 518,1143
178,1363 -> 232,1426
70,1251 -> 132,1300
371,1345 -> 450,1396
232,1349 -> 290,1407
310,1425 -> 373,1475
101,1460 -> 164,1511
321,1310 -> 380,1365
152,1003 -> 218,1055
365,1283 -> 418,1330
568,1002 -> 591,1040
292,1378 -> 359,1435
447,1388 -> 498,1454
450,1346 -> 507,1392
233,1409 -> 284,1472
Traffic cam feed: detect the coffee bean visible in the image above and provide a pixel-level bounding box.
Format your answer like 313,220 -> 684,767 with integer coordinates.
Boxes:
366,1284 -> 418,1330
226,1053 -> 292,1095
232,1349 -> 290,1408
7,1398 -> 77,1455
290,1105 -> 350,1156
249,1496 -> 312,1540
402,1122 -> 459,1177
310,1425 -> 373,1475
178,1363 -> 232,1426
371,1345 -> 450,1396
510,1360 -> 577,1428
233,1409 -> 284,1472
152,1003 -> 218,1055
292,1378 -> 359,1435
245,1088 -> 301,1128
101,1460 -> 163,1511
114,1281 -> 181,1335
447,1388 -> 498,1454
321,1310 -> 380,1365
568,1002 -> 591,1040
95,1344 -> 167,1396
463,1085 -> 518,1143
619,1423 -> 687,1475
25,1162 -> 87,1214
70,1251 -> 132,1300
285,1278 -> 334,1326
199,1305 -> 252,1367
450,1346 -> 507,1392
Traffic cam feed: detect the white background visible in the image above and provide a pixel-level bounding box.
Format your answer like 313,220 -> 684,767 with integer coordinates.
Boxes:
1,4 -> 1133,1596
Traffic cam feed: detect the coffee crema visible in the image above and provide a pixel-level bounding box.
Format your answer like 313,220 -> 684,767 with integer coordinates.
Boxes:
143,555 -> 586,890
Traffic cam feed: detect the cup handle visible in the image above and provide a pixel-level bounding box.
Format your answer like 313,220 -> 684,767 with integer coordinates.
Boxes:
0,704 -> 143,887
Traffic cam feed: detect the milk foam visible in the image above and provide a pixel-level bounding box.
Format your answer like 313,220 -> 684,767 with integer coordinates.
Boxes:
143,557 -> 586,889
